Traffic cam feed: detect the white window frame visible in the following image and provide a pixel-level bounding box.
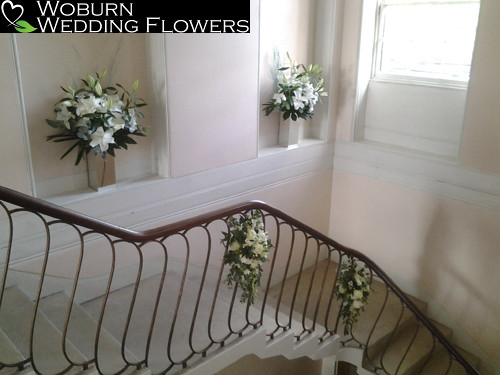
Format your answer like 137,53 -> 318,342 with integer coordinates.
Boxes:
353,0 -> 481,159
338,0 -> 500,212
371,0 -> 480,89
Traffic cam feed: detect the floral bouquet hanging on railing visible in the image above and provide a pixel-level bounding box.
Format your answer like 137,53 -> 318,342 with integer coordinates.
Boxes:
335,257 -> 372,335
263,52 -> 327,121
45,70 -> 147,165
221,210 -> 273,304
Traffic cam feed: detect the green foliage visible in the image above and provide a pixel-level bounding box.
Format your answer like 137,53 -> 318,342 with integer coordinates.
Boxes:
45,70 -> 147,165
263,52 -> 327,121
221,210 -> 273,304
335,257 -> 372,336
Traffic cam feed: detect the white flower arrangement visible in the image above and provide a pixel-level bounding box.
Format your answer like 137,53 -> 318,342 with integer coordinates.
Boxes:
263,52 -> 327,121
221,210 -> 273,304
46,70 -> 147,165
335,257 -> 372,335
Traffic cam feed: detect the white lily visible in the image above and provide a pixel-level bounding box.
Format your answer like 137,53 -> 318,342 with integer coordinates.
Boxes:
76,95 -> 101,116
272,93 -> 286,104
89,127 -> 115,152
126,108 -> 138,132
292,88 -> 307,110
55,104 -> 74,129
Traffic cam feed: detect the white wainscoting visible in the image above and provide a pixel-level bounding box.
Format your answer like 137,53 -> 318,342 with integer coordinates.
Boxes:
333,140 -> 500,212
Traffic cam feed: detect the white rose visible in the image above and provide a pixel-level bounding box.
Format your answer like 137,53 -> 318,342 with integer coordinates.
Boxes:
254,243 -> 264,255
352,290 -> 364,300
352,300 -> 363,309
354,274 -> 363,286
246,229 -> 257,242
230,241 -> 240,251
257,232 -> 268,242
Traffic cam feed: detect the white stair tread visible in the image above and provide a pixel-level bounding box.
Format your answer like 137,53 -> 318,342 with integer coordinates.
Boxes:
0,327 -> 24,365
39,292 -> 138,374
0,257 -> 477,375
0,286 -> 86,374
81,269 -> 252,374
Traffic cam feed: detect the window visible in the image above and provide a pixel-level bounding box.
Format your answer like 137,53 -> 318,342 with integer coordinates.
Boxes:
354,0 -> 481,158
373,0 -> 480,85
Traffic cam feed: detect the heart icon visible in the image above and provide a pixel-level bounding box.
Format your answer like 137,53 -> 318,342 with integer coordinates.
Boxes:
1,0 -> 23,28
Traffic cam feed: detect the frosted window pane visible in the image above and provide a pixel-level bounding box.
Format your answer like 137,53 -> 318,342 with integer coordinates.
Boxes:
377,1 -> 480,81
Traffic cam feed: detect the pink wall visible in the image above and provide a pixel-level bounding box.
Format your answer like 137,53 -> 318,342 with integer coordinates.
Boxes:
165,34 -> 259,177
329,170 -> 500,372
460,0 -> 500,174
330,1 -> 500,372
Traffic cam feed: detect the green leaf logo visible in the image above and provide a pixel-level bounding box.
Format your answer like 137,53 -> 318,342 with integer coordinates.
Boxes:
14,19 -> 37,33
2,1 -> 37,33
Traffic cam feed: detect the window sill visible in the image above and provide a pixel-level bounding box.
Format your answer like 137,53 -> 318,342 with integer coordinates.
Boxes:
258,138 -> 326,157
370,75 -> 469,90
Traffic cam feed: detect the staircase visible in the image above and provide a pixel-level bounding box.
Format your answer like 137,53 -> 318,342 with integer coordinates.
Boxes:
0,186 -> 481,375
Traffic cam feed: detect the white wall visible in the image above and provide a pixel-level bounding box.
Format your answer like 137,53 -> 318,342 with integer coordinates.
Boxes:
9,33 -> 153,197
0,0 -> 335,267
2,5 -> 497,375
460,0 -> 500,174
258,0 -> 317,148
330,1 -> 500,374
0,35 -> 32,195
363,81 -> 466,157
0,0 -> 336,198
165,32 -> 259,177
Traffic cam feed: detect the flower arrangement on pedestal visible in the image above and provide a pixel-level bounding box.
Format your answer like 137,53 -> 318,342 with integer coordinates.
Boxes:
335,257 -> 372,335
221,210 -> 273,304
45,70 -> 147,166
263,52 -> 327,121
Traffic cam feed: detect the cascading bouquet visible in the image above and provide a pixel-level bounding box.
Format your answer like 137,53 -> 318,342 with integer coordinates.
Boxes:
45,70 -> 147,165
221,210 -> 273,304
335,257 -> 372,335
263,52 -> 327,121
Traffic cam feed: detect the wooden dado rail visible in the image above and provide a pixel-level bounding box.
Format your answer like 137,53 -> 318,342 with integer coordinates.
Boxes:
0,186 -> 480,375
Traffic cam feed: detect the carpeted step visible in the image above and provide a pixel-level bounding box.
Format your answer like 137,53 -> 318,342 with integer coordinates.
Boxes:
365,319 -> 452,375
417,346 -> 480,375
266,259 -> 428,350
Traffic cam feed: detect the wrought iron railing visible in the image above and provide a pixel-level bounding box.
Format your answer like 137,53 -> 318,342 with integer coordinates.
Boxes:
0,186 -> 480,375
